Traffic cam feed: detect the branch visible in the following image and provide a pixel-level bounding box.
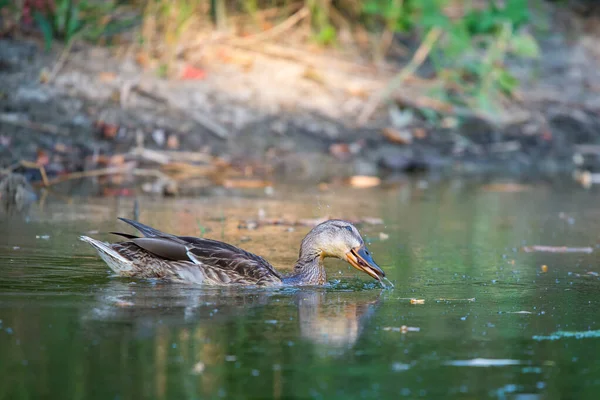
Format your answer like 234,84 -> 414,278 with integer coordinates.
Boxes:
235,7 -> 310,44
357,27 -> 443,125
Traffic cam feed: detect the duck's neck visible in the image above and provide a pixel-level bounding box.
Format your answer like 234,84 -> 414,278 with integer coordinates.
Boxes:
283,253 -> 326,285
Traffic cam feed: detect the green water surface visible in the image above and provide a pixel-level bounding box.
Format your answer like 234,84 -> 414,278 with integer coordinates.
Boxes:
1,181 -> 599,399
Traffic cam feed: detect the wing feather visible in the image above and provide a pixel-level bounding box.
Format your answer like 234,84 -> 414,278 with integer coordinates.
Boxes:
116,218 -> 282,285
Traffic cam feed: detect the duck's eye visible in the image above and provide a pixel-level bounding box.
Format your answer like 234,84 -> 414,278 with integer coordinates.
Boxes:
344,226 -> 353,233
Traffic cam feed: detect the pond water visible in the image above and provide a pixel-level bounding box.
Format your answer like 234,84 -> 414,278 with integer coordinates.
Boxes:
1,180 -> 599,399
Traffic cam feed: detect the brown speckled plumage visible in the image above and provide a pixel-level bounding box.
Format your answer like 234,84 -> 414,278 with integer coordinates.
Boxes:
80,217 -> 385,286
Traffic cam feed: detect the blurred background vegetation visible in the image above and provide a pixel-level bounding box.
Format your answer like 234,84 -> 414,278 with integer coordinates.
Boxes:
0,0 -> 548,116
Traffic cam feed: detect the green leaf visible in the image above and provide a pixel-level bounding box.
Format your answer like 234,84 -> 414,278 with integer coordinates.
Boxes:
510,33 -> 540,58
55,0 -> 71,33
33,12 -> 54,50
497,69 -> 519,94
502,0 -> 530,28
362,0 -> 381,15
446,25 -> 471,57
316,25 -> 337,45
66,3 -> 81,41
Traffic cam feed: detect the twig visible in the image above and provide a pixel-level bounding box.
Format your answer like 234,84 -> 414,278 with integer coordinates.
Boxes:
46,34 -> 79,84
357,27 -> 443,125
0,113 -> 68,136
227,41 -> 388,75
189,112 -> 230,140
394,93 -> 456,115
522,246 -> 594,254
19,160 -> 49,186
39,166 -> 174,187
235,7 -> 309,44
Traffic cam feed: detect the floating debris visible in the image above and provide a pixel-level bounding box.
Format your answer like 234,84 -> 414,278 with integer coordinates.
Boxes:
435,298 -> 475,302
391,362 -> 411,372
114,300 -> 135,307
445,358 -> 523,367
379,232 -> 390,241
410,298 -> 425,305
522,245 -> 593,254
533,330 -> 600,341
191,361 -> 205,375
383,326 -> 420,333
506,311 -> 533,314
541,265 -> 548,273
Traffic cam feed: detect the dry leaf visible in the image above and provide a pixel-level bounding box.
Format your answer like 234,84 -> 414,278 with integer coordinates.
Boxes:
166,134 -> 180,149
382,127 -> 413,145
410,299 -> 425,305
303,67 -> 325,85
413,127 -> 427,139
329,143 -> 351,160
36,149 -> 49,166
98,72 -> 117,82
348,175 -> 381,188
181,65 -> 207,80
318,182 -> 329,191
541,265 -> 548,273
135,51 -> 152,68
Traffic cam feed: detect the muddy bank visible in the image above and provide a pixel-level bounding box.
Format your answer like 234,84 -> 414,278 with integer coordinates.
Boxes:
2,5 -> 600,197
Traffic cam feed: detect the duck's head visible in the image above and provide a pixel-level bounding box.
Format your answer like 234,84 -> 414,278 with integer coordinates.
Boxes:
300,219 -> 385,281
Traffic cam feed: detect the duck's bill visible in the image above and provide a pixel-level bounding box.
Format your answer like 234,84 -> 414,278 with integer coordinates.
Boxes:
346,245 -> 385,281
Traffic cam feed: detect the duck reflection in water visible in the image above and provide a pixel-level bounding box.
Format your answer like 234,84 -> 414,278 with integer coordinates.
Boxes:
83,281 -> 382,350
296,290 -> 380,349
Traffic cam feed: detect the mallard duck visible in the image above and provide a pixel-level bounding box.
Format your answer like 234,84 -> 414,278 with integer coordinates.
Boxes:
80,217 -> 385,286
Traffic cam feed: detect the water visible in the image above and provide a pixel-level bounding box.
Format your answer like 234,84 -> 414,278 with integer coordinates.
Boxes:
1,181 -> 600,399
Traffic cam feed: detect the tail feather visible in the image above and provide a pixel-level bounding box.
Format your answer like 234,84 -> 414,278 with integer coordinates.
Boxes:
109,232 -> 139,240
118,217 -> 170,238
79,235 -> 134,273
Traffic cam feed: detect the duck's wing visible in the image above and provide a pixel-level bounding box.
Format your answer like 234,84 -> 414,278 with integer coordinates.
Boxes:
112,218 -> 282,285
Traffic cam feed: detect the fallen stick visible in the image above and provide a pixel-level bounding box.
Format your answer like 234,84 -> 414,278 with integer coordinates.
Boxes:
45,33 -> 79,84
19,160 -> 49,186
39,166 -> 173,186
188,112 -> 230,140
522,246 -> 594,254
0,113 -> 68,136
357,27 -> 443,125
234,7 -> 309,44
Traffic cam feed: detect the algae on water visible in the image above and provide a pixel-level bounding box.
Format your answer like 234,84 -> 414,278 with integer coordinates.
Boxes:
533,330 -> 600,341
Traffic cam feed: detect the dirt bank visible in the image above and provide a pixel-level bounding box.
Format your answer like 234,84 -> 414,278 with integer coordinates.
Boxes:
2,4 -> 600,198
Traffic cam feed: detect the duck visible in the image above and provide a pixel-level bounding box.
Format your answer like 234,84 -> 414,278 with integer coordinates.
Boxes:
80,217 -> 386,286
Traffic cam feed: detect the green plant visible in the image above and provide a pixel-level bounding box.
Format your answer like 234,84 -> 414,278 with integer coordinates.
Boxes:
0,0 -> 126,49
363,0 -> 541,116
33,0 -> 83,49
